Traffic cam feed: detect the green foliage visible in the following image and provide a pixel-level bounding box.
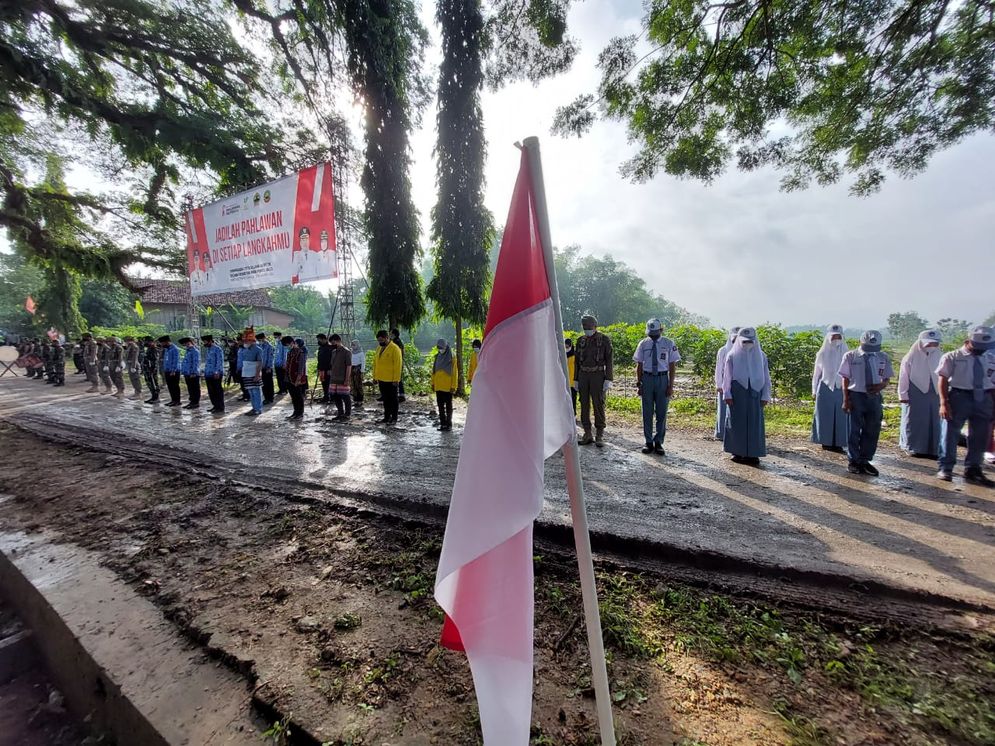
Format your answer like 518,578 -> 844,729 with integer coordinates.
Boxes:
756,326 -> 824,399
934,317 -> 973,342
268,286 -> 332,333
0,251 -> 45,335
79,279 -> 135,329
554,246 -> 705,328
887,311 -> 929,341
553,0 -> 995,194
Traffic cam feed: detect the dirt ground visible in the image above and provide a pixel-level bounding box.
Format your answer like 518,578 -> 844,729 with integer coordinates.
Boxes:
0,425 -> 992,745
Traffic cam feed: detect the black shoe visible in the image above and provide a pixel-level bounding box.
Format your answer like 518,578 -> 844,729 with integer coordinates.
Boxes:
398,396 -> 406,403
145,398 -> 159,404
166,401 -> 180,407
245,410 -> 260,417
937,469 -> 953,482
847,462 -> 861,474
861,463 -> 879,477
206,407 -> 215,413
731,455 -> 745,464
965,469 -> 995,487
654,443 -> 665,456
183,403 -> 198,409
641,443 -> 653,454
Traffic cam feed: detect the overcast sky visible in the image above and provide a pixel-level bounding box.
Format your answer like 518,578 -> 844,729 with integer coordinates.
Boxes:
408,0 -> 994,330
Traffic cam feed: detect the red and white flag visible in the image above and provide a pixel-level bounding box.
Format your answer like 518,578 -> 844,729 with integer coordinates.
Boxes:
434,150 -> 575,743
24,296 -> 36,315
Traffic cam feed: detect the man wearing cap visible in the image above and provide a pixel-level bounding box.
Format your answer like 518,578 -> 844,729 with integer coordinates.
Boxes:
574,314 -> 614,447
202,335 -> 225,413
936,326 -> 995,486
633,318 -> 681,455
257,332 -> 275,404
179,337 -> 201,408
898,329 -> 943,458
714,327 -> 741,440
124,336 -> 142,399
273,331 -> 288,396
143,337 -> 161,404
838,330 -> 894,476
160,335 -> 182,406
240,327 -> 265,416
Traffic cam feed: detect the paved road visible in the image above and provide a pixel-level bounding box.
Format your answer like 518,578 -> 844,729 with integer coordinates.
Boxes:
2,373 -> 994,611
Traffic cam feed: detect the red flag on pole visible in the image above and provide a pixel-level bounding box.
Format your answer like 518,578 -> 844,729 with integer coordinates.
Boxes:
24,296 -> 36,315
434,148 -> 577,743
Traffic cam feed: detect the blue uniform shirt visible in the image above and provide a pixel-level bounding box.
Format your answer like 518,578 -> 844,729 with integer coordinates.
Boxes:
162,344 -> 180,373
274,339 -> 287,367
260,341 -> 274,370
204,345 -> 224,377
180,346 -> 200,376
236,346 -> 245,372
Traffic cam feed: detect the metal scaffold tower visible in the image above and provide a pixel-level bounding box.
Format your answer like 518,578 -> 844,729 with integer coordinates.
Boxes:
332,142 -> 356,342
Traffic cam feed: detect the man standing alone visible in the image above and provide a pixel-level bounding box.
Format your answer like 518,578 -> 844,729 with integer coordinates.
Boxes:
574,314 -> 613,447
634,318 -> 680,455
373,330 -> 402,425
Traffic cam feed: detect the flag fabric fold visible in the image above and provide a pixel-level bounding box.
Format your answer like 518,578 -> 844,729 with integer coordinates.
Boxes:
434,150 -> 575,744
24,296 -> 36,315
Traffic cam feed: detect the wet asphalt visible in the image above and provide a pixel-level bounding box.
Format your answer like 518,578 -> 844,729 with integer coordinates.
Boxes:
1,372 -> 993,611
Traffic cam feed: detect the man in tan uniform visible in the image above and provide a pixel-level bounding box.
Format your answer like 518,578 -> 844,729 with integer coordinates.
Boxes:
573,314 -> 613,447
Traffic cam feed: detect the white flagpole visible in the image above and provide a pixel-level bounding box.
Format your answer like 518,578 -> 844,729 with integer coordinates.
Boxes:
522,136 -> 616,746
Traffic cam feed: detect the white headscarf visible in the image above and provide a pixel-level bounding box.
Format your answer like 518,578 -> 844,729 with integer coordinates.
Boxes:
815,324 -> 847,391
714,326 -> 741,388
905,329 -> 942,395
727,327 -> 767,392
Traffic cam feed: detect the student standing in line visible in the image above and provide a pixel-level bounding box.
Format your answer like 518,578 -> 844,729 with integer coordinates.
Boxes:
202,334 -> 226,414
179,337 -> 201,409
633,318 -> 680,455
257,332 -> 275,405
898,329 -> 943,458
838,330 -> 894,476
283,335 -> 308,420
273,331 -> 288,396
811,324 -> 848,453
722,327 -> 771,465
350,340 -> 365,407
326,334 -> 353,421
160,335 -> 182,407
713,327 -> 740,440
936,326 -> 995,486
432,339 -> 457,431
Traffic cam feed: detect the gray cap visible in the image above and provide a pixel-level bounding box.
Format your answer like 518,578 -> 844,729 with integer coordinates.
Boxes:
860,330 -> 883,352
969,326 -> 995,351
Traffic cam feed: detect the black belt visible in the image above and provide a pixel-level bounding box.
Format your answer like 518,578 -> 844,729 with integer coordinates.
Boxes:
580,365 -> 606,372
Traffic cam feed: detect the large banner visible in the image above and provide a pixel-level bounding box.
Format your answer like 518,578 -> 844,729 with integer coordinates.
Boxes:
185,162 -> 336,296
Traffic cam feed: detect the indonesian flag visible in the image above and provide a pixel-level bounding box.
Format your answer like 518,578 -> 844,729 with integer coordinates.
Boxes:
24,296 -> 36,315
434,150 -> 575,743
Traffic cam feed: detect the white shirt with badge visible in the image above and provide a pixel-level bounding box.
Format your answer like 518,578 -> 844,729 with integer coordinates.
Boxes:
935,347 -> 995,391
838,350 -> 895,393
633,335 -> 681,373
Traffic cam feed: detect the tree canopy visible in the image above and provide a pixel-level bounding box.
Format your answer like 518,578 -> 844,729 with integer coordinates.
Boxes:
887,310 -> 929,340
552,0 -> 995,194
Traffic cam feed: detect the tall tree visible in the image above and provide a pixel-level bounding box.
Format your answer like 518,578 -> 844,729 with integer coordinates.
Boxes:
553,0 -> 995,194
887,311 -> 929,340
1,0 -> 292,278
428,0 -> 494,393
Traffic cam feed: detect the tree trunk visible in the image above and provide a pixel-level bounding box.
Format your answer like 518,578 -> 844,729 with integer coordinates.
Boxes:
455,316 -> 465,397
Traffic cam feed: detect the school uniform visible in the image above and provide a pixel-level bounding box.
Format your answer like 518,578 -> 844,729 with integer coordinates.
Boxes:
633,334 -> 681,448
259,341 -> 275,403
181,346 -> 201,407
937,345 -> 995,475
838,347 -> 894,469
713,330 -> 739,439
898,331 -> 942,457
722,331 -> 771,461
811,327 -> 848,449
161,344 -> 182,405
203,344 -> 226,412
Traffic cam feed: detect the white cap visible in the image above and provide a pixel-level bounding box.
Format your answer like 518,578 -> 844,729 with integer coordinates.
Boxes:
970,325 -> 995,351
827,324 -> 844,336
646,318 -> 662,333
918,329 -> 941,345
860,330 -> 882,352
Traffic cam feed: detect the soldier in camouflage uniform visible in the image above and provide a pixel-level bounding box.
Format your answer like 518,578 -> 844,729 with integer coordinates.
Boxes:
142,336 -> 161,404
42,341 -> 55,382
52,340 -> 66,386
574,314 -> 614,447
83,333 -> 100,391
108,337 -> 126,398
97,338 -> 113,394
124,336 -> 142,398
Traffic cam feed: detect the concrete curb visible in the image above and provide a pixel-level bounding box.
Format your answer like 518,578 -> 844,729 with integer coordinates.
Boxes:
0,529 -> 263,745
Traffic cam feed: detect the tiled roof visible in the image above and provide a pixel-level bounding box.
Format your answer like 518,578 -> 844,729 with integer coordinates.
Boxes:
131,278 -> 279,309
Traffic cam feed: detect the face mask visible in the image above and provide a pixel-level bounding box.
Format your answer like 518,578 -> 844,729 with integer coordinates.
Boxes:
583,329 -> 595,337
379,340 -> 387,347
648,331 -> 661,339
437,345 -> 445,351
243,343 -> 250,349
742,341 -> 754,346
971,347 -> 984,355
473,345 -> 481,351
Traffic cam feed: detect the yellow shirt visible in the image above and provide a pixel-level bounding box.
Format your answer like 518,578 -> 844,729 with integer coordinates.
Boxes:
373,341 -> 402,383
567,351 -> 576,383
432,364 -> 457,393
467,350 -> 478,383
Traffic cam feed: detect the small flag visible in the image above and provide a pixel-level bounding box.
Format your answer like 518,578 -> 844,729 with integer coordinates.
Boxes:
25,296 -> 36,315
434,149 -> 575,744
134,299 -> 144,319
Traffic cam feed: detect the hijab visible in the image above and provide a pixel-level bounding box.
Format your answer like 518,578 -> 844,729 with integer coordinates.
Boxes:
905,329 -> 942,395
433,339 -> 454,374
350,340 -> 362,358
815,324 -> 847,390
727,327 -> 767,392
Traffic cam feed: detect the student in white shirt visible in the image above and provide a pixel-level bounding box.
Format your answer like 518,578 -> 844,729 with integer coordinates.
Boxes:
633,318 -> 681,455
838,330 -> 894,476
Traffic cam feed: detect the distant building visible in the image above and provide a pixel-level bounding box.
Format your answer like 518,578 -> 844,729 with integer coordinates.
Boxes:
131,278 -> 293,330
